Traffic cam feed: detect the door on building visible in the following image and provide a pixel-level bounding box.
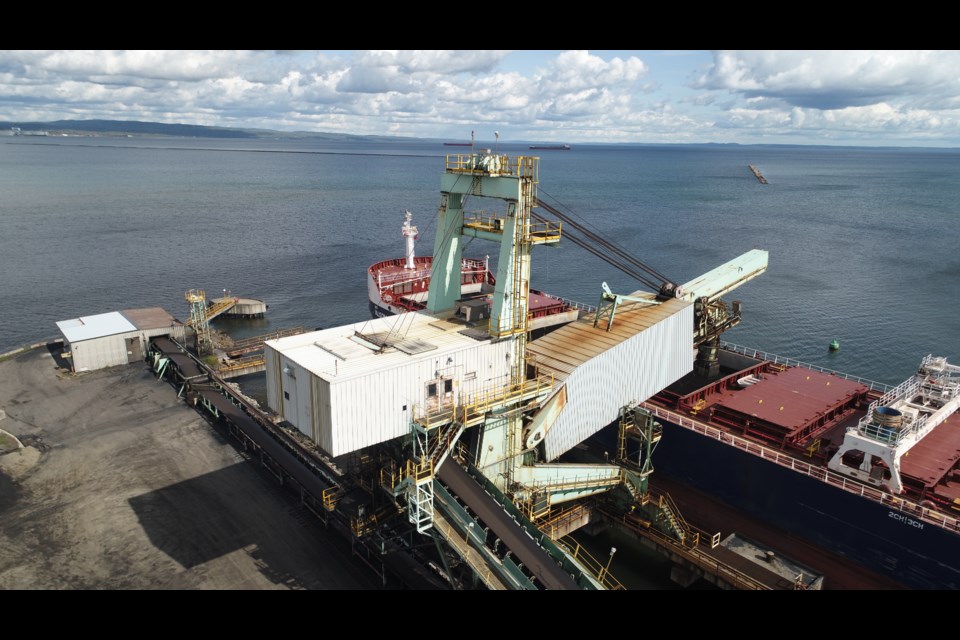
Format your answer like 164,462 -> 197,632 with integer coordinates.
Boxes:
126,337 -> 142,363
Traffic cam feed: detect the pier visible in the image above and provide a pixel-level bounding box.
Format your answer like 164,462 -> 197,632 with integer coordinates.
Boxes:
598,505 -> 820,589
215,327 -> 308,379
748,165 -> 768,184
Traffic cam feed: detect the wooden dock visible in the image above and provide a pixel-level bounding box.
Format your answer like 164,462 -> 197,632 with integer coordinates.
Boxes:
748,165 -> 768,184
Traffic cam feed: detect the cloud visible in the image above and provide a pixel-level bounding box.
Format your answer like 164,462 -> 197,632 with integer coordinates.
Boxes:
1,50 -> 959,145
697,50 -> 960,110
357,50 -> 511,74
536,50 -> 648,94
2,50 -> 261,83
336,65 -> 415,94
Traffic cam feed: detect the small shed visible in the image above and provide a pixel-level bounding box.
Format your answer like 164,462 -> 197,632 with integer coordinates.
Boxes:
56,307 -> 185,372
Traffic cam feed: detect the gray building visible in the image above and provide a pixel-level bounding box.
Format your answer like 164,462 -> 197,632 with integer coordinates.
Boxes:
56,308 -> 186,373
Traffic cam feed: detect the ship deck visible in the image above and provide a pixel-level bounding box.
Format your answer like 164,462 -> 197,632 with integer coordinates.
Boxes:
662,361 -> 867,449
899,413 -> 960,494
654,349 -> 960,509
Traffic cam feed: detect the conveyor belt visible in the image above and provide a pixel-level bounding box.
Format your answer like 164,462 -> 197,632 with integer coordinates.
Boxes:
152,337 -> 205,379
437,462 -> 578,590
193,386 -> 334,499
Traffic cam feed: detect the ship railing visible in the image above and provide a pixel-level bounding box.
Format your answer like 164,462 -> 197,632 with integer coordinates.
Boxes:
871,376 -> 922,410
857,413 -> 927,446
640,402 -> 960,537
376,267 -> 432,288
857,377 -> 927,444
720,342 -> 894,394
552,296 -> 598,314
375,259 -> 490,291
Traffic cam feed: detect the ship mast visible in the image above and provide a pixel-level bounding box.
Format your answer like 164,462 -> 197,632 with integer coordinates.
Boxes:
402,210 -> 418,270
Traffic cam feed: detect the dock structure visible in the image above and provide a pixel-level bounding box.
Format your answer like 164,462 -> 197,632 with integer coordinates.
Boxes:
748,165 -> 768,184
215,327 -> 308,379
217,355 -> 266,379
598,505 -> 821,590
217,296 -> 268,319
135,152 -> 784,590
224,327 -> 307,358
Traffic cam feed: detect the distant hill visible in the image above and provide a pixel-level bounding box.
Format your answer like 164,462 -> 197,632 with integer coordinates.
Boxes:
0,119 -> 412,142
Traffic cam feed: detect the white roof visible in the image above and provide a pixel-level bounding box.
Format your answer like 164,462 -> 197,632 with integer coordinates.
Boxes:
267,311 -> 490,382
56,311 -> 137,343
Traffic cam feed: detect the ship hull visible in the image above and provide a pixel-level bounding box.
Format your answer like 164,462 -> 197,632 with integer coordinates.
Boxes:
369,300 -> 393,319
651,418 -> 960,589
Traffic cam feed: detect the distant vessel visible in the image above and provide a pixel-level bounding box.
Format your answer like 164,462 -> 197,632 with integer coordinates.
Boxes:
10,127 -> 49,137
529,144 -> 571,151
443,142 -> 473,147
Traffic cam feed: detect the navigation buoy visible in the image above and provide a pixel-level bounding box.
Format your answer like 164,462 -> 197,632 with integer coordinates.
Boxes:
829,339 -> 840,351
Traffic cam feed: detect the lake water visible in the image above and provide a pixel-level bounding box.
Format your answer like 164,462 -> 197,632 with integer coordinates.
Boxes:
3,136 -> 957,387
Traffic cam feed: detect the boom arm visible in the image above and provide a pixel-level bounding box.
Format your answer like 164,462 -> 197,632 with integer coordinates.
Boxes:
680,249 -> 768,303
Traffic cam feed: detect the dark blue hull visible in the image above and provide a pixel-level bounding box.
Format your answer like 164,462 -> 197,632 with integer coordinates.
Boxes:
652,419 -> 960,589
369,301 -> 392,319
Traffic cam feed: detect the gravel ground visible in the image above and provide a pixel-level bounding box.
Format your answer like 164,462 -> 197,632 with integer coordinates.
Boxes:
0,346 -> 378,590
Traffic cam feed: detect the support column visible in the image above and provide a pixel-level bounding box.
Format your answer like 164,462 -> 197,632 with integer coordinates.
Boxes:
427,192 -> 465,313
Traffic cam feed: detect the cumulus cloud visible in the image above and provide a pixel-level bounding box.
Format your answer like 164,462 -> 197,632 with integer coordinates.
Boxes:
697,50 -> 960,110
357,50 -> 511,74
336,65 -> 415,94
537,50 -> 648,94
1,50 -> 958,145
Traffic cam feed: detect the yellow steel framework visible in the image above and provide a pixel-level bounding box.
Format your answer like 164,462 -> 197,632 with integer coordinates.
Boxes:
185,289 -> 211,352
557,537 -> 625,590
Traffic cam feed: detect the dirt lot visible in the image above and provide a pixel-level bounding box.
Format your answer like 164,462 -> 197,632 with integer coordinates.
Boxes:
0,347 -> 378,589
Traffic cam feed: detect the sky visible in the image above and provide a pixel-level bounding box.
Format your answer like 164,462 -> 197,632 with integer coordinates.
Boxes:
2,50 -> 959,147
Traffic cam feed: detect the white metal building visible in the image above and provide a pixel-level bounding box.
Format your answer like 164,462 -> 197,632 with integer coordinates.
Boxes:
56,308 -> 185,373
265,312 -> 514,457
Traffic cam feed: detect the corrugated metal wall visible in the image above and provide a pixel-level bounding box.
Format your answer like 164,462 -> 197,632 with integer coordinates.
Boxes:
266,345 -> 314,440
138,326 -> 186,351
544,304 -> 693,460
71,331 -> 140,372
291,358 -> 314,439
138,327 -> 186,368
265,347 -> 280,418
320,339 -> 513,457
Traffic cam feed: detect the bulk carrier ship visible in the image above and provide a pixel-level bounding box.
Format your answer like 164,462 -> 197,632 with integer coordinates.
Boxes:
642,346 -> 960,589
367,204 -> 960,590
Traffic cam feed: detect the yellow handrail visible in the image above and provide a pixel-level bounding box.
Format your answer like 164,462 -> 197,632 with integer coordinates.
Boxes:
558,537 -> 625,590
413,374 -> 555,430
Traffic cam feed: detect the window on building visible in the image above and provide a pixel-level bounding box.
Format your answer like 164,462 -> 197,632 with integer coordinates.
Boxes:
284,391 -> 290,400
427,383 -> 438,398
